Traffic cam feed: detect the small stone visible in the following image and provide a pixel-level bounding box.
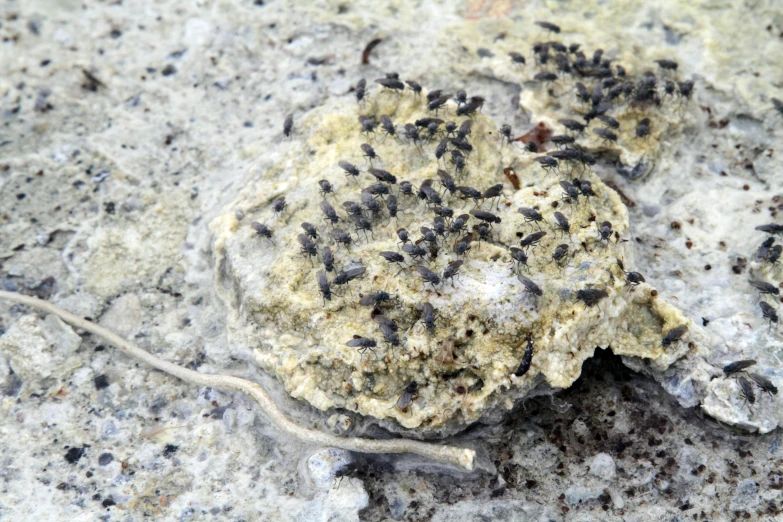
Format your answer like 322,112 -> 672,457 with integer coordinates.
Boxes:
589,452 -> 616,480
93,374 -> 109,390
730,479 -> 760,511
65,447 -> 85,464
565,486 -> 602,506
98,293 -> 141,338
98,453 -> 113,466
306,447 -> 354,490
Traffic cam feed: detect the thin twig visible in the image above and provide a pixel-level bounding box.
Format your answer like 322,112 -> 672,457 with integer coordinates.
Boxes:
0,290 -> 476,470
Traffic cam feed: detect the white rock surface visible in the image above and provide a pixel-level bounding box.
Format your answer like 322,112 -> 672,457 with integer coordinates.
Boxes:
1,0 -> 783,520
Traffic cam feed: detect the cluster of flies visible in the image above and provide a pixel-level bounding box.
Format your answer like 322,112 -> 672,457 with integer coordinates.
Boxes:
722,359 -> 778,413
701,224 -> 782,413
502,21 -> 695,174
751,223 -> 783,331
263,21 -> 705,411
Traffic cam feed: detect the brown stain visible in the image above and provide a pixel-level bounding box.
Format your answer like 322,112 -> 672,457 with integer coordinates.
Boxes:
512,121 -> 552,152
503,167 -> 520,190
604,180 -> 636,208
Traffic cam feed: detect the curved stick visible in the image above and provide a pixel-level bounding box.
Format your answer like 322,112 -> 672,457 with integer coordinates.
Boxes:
0,290 -> 476,470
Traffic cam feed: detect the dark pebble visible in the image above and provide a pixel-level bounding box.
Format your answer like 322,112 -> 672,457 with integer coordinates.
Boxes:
65,446 -> 85,464
163,444 -> 179,458
94,374 -> 110,390
161,64 -> 177,76
98,452 -> 114,466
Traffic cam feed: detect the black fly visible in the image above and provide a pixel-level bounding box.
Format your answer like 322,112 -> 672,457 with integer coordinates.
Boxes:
318,179 -> 334,196
509,247 -> 529,273
301,222 -> 318,240
457,186 -> 482,206
396,382 -> 418,410
509,51 -> 526,65
339,160 -> 361,181
320,200 -> 340,226
402,243 -> 427,261
437,169 -> 458,196
380,115 -> 395,138
415,265 -> 441,288
559,119 -> 586,133
421,303 -> 436,332
470,209 -> 501,227
594,128 -> 618,143
346,335 -> 377,356
298,234 -> 318,264
534,156 -> 558,170
273,196 -> 287,215
482,184 -> 505,210
551,244 -> 570,266
251,222 -> 273,240
379,250 -> 405,268
723,359 -> 757,377
333,266 -> 366,293
358,115 -> 376,135
500,124 -> 512,145
330,228 -> 353,249
450,213 -> 470,235
514,335 -> 534,377
316,270 -> 331,304
518,207 -> 545,230
661,325 -> 688,347
535,21 -> 560,33
520,230 -> 547,250
749,373 -> 778,396
577,288 -> 609,308
518,275 -> 543,296
359,290 -> 391,307
442,260 -> 463,285
598,221 -> 613,245
749,280 -> 780,297
760,301 -> 779,331
399,181 -> 416,197
552,211 -> 570,239
636,118 -> 651,139
361,143 -> 378,163
355,78 -> 366,103
322,246 -> 335,272
738,375 -> 755,410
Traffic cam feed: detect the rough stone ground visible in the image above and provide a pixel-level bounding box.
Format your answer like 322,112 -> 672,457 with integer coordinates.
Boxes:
1,0 -> 782,520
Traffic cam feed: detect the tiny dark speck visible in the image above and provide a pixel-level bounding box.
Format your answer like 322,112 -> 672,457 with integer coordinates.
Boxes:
477,48 -> 494,58
16,193 -> 26,200
243,121 -> 253,128
254,0 -> 265,5
65,446 -> 85,464
104,201 -> 115,214
40,59 -> 50,67
94,374 -> 110,390
102,497 -> 116,508
98,452 -> 114,466
110,29 -> 122,39
702,317 -> 710,326
163,444 -> 179,457
161,64 -> 177,76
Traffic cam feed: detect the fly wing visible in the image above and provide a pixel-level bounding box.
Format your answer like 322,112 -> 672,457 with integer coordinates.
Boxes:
317,270 -> 329,287
359,293 -> 376,306
346,266 -> 366,279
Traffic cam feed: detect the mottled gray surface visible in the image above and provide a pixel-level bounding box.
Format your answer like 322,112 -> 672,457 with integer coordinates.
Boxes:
1,0 -> 783,520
